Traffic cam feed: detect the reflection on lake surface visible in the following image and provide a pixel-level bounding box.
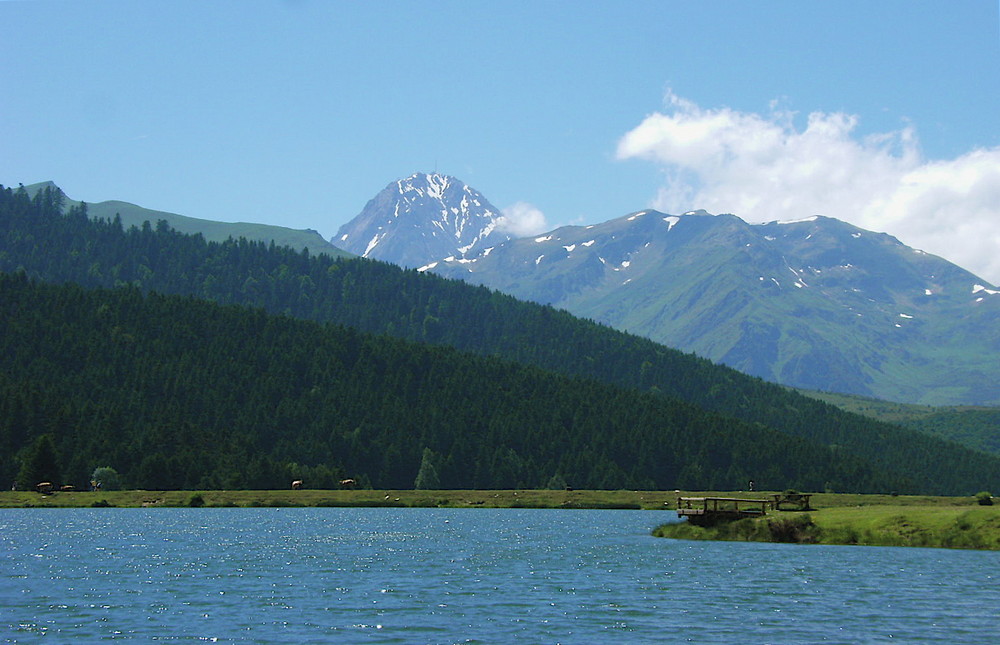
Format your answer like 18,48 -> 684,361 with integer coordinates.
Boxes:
2,508 -> 998,643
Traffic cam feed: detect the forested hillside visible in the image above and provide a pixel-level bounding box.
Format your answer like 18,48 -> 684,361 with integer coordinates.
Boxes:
2,183 -> 996,494
797,389 -> 1000,457
0,273 -> 912,492
24,181 -> 352,259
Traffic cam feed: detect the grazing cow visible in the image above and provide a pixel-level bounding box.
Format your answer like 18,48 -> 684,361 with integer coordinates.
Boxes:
291,480 -> 303,490
36,482 -> 53,494
339,478 -> 356,489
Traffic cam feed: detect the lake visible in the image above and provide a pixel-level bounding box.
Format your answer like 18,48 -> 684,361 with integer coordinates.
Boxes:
1,508 -> 998,643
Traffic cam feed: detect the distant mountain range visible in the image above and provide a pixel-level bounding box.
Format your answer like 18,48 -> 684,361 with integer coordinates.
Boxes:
17,176 -> 1000,406
7,181 -> 998,495
333,174 -> 1000,406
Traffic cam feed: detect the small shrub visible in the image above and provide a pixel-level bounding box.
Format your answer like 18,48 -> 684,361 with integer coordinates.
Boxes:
829,526 -> 859,545
767,514 -> 818,543
188,493 -> 205,508
975,491 -> 993,506
91,466 -> 123,491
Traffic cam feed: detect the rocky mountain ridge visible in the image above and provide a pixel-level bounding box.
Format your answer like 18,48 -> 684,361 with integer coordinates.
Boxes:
333,173 -> 512,268
333,175 -> 998,405
431,208 -> 999,404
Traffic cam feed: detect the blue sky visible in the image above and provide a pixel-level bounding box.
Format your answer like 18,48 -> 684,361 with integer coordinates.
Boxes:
3,1 -> 1000,281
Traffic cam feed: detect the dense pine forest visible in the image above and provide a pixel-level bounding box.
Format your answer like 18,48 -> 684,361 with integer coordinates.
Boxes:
1,273 -> 899,491
2,183 -> 998,494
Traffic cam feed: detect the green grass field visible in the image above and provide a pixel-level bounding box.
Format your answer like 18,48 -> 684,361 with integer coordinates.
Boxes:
2,488 -> 980,510
0,488 -> 672,510
654,496 -> 1000,550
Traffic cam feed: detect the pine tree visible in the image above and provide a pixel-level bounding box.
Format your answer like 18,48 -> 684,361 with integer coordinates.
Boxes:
17,434 -> 61,489
414,448 -> 440,489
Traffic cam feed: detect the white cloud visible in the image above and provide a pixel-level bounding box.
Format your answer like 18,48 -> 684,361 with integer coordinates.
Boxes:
617,91 -> 1000,284
497,201 -> 549,237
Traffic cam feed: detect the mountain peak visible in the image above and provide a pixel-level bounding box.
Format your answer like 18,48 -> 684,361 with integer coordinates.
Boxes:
396,172 -> 458,199
333,173 -> 512,268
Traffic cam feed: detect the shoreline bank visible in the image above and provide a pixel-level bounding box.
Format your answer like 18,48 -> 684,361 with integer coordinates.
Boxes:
7,488 -> 997,549
654,504 -> 1000,550
0,488 -> 985,510
0,488 -> 666,510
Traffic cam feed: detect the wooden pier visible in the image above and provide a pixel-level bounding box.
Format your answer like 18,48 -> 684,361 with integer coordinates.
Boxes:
676,493 -> 813,526
676,496 -> 770,526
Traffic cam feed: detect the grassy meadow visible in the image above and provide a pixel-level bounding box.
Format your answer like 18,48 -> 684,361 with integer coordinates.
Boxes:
0,488 -> 673,510
654,495 -> 1000,550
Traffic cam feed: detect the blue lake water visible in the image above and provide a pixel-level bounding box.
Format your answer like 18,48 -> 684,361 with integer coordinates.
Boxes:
1,507 -> 998,643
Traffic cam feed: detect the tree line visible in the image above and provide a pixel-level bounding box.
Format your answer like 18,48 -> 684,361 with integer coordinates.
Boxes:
2,183 -> 998,494
0,273 -> 906,492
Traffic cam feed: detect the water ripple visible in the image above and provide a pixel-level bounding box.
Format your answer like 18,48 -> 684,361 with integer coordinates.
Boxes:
2,508 -> 999,642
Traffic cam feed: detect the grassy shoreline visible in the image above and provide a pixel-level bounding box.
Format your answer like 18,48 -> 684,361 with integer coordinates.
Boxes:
0,488 -> 672,510
654,502 -> 1000,550
6,489 -> 998,550
0,489 -> 983,511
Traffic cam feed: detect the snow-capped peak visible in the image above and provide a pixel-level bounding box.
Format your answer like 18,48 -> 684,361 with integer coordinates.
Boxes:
332,172 -> 513,269
397,172 -> 452,200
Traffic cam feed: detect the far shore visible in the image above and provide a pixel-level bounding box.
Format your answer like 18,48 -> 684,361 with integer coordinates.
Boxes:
6,488 -> 996,550
0,488 -> 985,511
2,487 -> 666,509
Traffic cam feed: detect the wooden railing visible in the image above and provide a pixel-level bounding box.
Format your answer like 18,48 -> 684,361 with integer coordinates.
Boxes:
676,496 -> 770,525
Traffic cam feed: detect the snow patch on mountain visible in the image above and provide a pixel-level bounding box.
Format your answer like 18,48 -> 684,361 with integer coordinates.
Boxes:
333,172 -> 513,268
774,216 -> 820,225
364,232 -> 384,256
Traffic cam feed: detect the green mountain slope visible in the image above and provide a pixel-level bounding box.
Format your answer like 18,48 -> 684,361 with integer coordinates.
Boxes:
1,273 -> 916,492
3,183 -> 997,494
22,181 -> 352,259
796,389 -> 1000,457
433,210 -> 1000,405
